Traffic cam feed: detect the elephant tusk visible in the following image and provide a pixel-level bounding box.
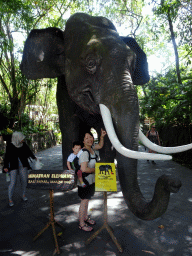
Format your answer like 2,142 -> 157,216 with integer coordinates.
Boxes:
99,104 -> 172,161
139,129 -> 192,154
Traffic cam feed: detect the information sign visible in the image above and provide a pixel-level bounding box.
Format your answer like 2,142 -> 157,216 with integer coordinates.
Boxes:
27,170 -> 76,191
95,163 -> 117,192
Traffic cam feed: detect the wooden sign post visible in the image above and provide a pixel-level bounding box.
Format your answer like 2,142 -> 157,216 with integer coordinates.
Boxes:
27,170 -> 76,254
86,163 -> 123,252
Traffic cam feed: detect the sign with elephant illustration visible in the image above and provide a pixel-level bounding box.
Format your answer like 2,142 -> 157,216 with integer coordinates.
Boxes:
95,163 -> 117,192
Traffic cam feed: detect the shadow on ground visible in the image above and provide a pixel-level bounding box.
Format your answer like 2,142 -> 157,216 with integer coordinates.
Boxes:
0,145 -> 192,256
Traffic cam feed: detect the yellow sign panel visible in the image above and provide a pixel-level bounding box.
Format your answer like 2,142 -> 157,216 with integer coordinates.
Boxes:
95,163 -> 117,192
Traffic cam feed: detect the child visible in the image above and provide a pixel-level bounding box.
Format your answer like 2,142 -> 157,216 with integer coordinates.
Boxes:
67,141 -> 86,187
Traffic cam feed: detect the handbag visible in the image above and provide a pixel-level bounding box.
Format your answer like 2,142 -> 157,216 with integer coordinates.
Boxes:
29,158 -> 43,170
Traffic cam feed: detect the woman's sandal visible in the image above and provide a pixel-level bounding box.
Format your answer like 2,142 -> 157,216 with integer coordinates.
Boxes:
79,224 -> 93,232
85,217 -> 96,225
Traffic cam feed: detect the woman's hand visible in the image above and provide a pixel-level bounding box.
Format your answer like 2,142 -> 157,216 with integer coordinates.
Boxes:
95,128 -> 107,150
101,128 -> 107,137
4,168 -> 9,173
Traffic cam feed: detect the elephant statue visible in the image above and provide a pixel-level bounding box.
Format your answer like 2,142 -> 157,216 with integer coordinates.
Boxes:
99,165 -> 113,175
20,12 -> 192,220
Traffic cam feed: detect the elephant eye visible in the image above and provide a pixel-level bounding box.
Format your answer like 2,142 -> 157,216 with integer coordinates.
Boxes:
85,55 -> 97,74
88,59 -> 95,67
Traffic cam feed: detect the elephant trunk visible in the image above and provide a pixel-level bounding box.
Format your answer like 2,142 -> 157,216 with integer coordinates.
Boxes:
117,163 -> 182,220
100,101 -> 182,220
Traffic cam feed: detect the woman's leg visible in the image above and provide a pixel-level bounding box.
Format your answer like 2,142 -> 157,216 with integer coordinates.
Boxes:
84,199 -> 89,220
8,170 -> 17,202
83,197 -> 96,225
18,159 -> 28,198
79,199 -> 89,226
79,199 -> 93,231
149,149 -> 156,164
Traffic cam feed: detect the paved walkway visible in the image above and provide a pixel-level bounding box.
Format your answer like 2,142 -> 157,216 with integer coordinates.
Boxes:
0,145 -> 192,256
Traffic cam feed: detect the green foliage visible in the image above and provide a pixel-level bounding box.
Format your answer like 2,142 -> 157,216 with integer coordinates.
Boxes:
54,131 -> 62,144
140,65 -> 192,126
0,150 -> 5,156
0,103 -> 10,119
154,0 -> 181,19
21,125 -> 39,136
0,0 -> 191,151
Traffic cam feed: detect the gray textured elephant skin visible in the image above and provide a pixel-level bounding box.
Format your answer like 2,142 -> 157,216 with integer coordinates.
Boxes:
20,12 -> 182,220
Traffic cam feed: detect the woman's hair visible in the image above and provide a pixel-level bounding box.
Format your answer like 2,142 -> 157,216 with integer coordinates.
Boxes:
80,131 -> 94,142
85,131 -> 94,138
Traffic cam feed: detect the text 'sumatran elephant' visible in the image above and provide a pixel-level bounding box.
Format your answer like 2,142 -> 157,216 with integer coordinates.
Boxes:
21,13 -> 192,220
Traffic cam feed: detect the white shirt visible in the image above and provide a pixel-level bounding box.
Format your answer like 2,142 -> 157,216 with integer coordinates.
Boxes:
79,149 -> 97,185
67,149 -> 83,162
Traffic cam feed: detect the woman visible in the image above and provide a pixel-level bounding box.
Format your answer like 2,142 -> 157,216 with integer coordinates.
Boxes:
3,131 -> 37,206
146,125 -> 161,164
78,129 -> 106,231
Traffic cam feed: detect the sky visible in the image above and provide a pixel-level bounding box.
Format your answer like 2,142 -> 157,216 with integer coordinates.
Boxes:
113,4 -> 175,76
114,24 -> 168,75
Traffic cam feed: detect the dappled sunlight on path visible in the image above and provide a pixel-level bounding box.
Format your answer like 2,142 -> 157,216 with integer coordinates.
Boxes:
35,144 -> 192,255
36,145 -> 63,170
1,144 -> 192,255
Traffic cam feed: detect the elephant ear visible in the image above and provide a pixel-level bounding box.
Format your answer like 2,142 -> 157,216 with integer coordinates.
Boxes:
20,27 -> 65,79
121,36 -> 150,85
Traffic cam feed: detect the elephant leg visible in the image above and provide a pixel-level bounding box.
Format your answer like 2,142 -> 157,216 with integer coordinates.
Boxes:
57,75 -> 82,168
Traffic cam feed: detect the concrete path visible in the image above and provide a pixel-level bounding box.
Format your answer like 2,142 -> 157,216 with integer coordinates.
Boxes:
0,145 -> 192,256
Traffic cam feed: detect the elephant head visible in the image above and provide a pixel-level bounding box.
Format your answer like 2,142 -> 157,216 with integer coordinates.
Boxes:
21,12 -> 189,220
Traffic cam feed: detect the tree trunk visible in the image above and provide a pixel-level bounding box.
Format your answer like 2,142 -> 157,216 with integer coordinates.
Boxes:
10,97 -> 20,128
167,8 -> 182,85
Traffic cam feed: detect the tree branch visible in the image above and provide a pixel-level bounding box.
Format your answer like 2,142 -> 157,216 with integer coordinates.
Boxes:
33,5 -> 54,29
0,74 -> 11,101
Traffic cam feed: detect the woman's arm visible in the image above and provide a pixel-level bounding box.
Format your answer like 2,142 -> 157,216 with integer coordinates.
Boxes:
81,161 -> 95,174
94,129 -> 107,150
24,142 -> 36,160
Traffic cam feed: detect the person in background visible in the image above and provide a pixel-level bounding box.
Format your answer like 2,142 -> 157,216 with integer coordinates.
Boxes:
67,141 -> 86,187
146,125 -> 161,164
3,131 -> 37,207
78,129 -> 106,231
